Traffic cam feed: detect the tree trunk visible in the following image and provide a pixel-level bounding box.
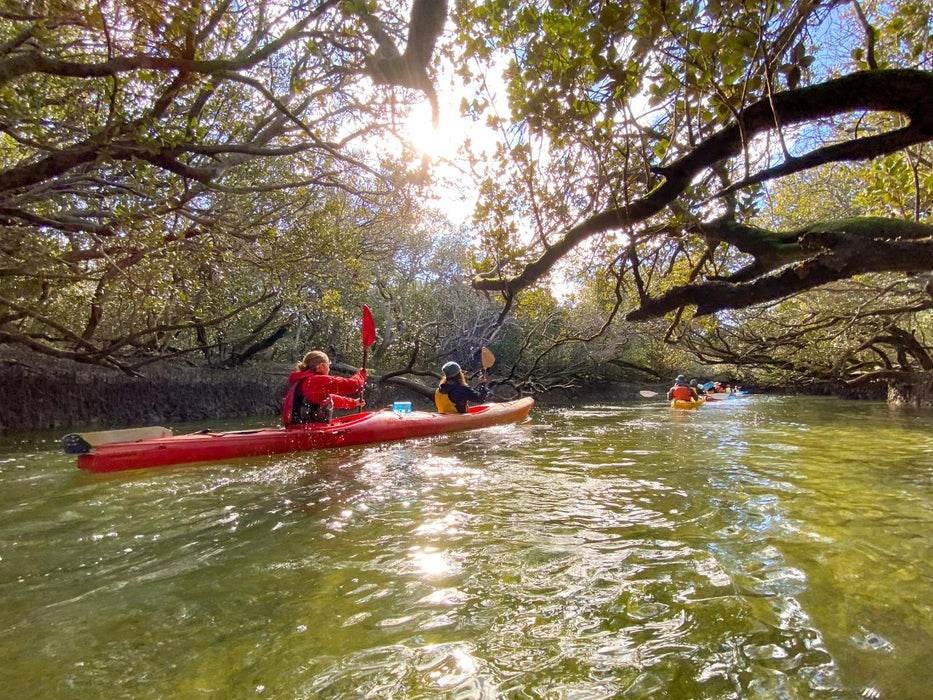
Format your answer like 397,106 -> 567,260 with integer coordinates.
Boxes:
888,372 -> 933,408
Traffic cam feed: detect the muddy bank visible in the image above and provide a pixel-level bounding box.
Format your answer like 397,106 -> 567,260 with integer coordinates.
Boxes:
0,352 -> 443,431
6,350 -> 826,432
0,360 -> 289,431
0,352 -> 653,432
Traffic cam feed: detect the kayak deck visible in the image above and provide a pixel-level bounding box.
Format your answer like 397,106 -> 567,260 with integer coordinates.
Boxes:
75,397 -> 534,473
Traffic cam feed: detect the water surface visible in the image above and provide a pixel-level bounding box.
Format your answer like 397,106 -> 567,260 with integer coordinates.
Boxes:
1,396 -> 932,698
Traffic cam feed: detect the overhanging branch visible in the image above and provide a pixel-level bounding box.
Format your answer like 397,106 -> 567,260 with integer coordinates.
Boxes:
627,234 -> 933,320
472,70 -> 933,301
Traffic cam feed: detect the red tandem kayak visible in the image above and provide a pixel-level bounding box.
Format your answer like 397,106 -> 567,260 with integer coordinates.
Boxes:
68,397 -> 535,473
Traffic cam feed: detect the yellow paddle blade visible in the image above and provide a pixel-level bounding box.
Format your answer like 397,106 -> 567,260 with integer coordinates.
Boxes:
481,347 -> 496,371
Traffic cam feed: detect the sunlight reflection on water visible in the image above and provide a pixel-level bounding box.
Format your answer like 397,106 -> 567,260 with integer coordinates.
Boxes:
1,398 -> 933,698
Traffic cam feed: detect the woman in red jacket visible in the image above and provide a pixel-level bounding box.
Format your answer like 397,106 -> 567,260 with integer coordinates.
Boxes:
282,350 -> 367,426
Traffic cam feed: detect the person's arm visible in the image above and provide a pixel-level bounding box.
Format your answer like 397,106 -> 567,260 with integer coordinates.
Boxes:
330,394 -> 363,409
456,383 -> 487,403
325,369 -> 367,395
447,383 -> 487,412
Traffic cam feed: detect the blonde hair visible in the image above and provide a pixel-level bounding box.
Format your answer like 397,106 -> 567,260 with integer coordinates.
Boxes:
438,371 -> 466,387
296,350 -> 329,373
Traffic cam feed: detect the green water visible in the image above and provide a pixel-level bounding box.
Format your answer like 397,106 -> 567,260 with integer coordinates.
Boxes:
1,396 -> 932,699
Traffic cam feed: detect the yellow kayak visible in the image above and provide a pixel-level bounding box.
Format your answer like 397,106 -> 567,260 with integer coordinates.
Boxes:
671,398 -> 704,410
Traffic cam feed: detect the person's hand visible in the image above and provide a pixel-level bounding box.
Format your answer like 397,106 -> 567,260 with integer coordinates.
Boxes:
355,398 -> 366,408
359,368 -> 368,380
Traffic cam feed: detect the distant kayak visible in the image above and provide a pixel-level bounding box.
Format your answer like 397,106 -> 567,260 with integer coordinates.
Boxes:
671,398 -> 704,410
702,391 -> 749,402
69,398 -> 535,473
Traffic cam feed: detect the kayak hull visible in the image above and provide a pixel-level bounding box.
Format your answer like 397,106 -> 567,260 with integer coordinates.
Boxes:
671,398 -> 704,409
76,398 -> 534,473
702,392 -> 747,401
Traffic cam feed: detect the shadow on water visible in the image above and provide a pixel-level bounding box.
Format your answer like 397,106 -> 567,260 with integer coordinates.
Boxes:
1,396 -> 932,698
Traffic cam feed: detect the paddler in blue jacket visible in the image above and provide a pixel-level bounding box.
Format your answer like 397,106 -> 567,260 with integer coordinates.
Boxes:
435,361 -> 488,414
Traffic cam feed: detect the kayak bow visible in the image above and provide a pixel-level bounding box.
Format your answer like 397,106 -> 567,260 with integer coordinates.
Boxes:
73,397 -> 535,473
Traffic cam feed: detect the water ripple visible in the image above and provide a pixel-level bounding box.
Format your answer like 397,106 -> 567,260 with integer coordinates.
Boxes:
1,399 -> 932,697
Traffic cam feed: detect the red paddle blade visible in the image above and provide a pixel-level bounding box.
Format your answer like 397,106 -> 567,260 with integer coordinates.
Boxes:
362,305 -> 376,347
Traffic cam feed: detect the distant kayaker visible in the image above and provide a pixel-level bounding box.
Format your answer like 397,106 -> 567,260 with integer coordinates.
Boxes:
282,350 -> 367,426
435,361 -> 488,414
667,375 -> 700,402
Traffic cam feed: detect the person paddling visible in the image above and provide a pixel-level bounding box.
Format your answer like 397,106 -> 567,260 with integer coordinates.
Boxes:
282,350 -> 367,426
667,374 -> 700,402
435,361 -> 488,414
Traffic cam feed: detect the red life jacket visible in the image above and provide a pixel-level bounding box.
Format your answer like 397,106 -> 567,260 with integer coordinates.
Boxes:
671,385 -> 695,401
282,378 -> 332,425
282,369 -> 365,425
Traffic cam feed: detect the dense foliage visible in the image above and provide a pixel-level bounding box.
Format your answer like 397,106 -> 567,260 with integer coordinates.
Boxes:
1,0 -> 429,372
454,0 -> 933,403
2,0 -> 932,406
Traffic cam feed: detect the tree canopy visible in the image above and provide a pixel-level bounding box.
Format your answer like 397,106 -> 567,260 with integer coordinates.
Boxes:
1,0 -> 443,371
449,0 -> 932,401
2,0 -> 932,404
459,1 -> 933,314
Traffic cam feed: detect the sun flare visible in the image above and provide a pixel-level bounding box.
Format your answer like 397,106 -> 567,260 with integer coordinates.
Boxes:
402,104 -> 448,159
